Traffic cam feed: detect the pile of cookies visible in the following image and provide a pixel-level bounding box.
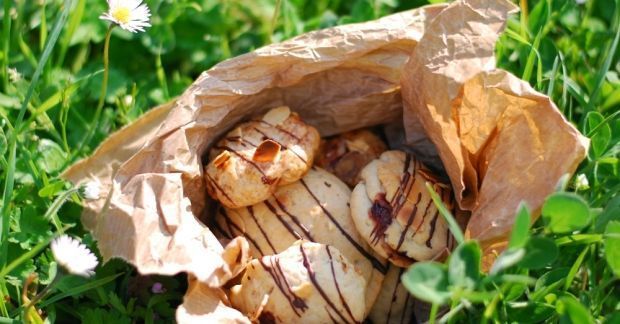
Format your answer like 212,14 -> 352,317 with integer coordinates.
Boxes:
205,107 -> 455,323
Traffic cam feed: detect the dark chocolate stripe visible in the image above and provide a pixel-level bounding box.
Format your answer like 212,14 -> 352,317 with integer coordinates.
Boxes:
205,173 -> 235,205
401,291 -> 412,324
326,246 -> 356,323
425,186 -> 448,248
264,200 -> 304,240
300,179 -> 387,274
259,257 -> 307,317
253,127 -> 308,164
386,266 -> 404,323
426,211 -> 440,248
226,136 -> 257,148
274,259 -> 308,311
259,120 -> 302,141
395,192 -> 423,251
211,217 -> 232,240
299,244 -> 358,324
220,209 -> 264,255
214,145 -> 267,177
326,311 -> 339,324
390,154 -> 413,216
273,198 -> 315,241
247,206 -> 277,253
413,198 -> 434,235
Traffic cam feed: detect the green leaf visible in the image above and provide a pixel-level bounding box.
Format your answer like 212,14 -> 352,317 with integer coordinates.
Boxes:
504,283 -> 527,301
401,262 -> 451,305
604,312 -> 620,324
490,248 -> 525,275
595,195 -> 620,233
604,221 -> 620,276
557,296 -> 595,324
38,181 -> 65,198
542,192 -> 591,233
508,203 -> 531,249
518,237 -> 558,269
535,267 -> 570,291
448,241 -> 481,289
35,139 -> 67,174
507,301 -> 555,323
531,267 -> 570,301
586,111 -> 612,158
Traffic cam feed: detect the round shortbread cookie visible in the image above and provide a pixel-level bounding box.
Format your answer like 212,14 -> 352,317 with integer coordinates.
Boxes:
230,241 -> 367,324
205,106 -> 320,208
350,150 -> 454,267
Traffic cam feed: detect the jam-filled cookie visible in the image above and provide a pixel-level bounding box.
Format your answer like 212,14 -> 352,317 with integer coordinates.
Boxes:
350,151 -> 454,267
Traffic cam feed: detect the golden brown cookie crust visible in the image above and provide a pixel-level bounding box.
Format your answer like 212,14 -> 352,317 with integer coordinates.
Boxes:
350,150 -> 454,267
205,107 -> 320,208
230,241 -> 367,324
215,167 -> 387,313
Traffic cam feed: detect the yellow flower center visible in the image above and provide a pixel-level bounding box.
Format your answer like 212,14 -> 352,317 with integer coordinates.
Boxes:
111,7 -> 131,24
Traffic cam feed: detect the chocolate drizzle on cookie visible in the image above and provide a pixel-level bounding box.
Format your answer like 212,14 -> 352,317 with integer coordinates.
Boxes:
299,244 -> 360,324
214,144 -> 272,182
263,200 -> 304,241
219,208 -> 265,255
259,256 -> 308,317
395,192 -> 422,251
247,205 -> 278,253
253,127 -> 308,164
300,179 -> 387,274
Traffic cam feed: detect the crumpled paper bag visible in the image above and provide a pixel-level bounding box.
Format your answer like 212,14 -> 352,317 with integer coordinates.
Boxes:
63,0 -> 587,321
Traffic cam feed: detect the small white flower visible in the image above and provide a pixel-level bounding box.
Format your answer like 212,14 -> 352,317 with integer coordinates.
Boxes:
576,0 -> 586,4
81,181 -> 101,200
100,0 -> 151,33
51,235 -> 99,277
8,67 -> 21,83
575,174 -> 589,191
122,94 -> 133,106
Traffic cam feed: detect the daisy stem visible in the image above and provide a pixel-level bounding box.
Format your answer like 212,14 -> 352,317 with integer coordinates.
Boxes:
22,272 -> 63,321
76,24 -> 114,156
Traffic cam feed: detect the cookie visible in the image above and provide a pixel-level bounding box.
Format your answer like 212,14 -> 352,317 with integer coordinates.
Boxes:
317,129 -> 387,187
205,106 -> 320,208
367,264 -> 417,324
214,167 -> 387,313
230,241 -> 366,324
350,151 -> 454,267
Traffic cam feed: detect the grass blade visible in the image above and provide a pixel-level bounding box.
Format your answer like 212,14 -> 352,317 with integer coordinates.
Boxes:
425,182 -> 464,245
58,0 -> 86,66
563,246 -> 589,291
522,30 -> 542,83
39,273 -> 123,307
589,16 -> 620,109
1,0 -> 11,89
0,0 -> 73,268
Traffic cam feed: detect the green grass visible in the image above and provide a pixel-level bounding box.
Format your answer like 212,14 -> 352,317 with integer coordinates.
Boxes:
0,0 -> 619,322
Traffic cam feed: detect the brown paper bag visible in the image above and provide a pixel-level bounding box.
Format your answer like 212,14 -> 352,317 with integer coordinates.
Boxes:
63,0 -> 587,321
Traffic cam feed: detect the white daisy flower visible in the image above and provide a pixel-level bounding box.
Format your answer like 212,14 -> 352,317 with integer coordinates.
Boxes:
81,181 -> 101,200
100,0 -> 152,33
51,235 -> 99,277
